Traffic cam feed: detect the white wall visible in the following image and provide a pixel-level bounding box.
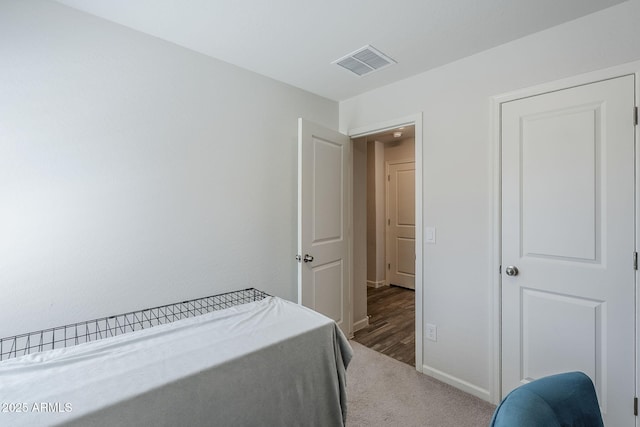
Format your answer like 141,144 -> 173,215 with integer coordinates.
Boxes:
374,141 -> 386,284
384,138 -> 415,164
366,140 -> 377,284
340,0 -> 640,401
366,140 -> 386,288
0,0 -> 337,338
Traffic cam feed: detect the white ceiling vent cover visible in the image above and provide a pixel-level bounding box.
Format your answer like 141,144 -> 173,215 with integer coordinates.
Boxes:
333,45 -> 396,77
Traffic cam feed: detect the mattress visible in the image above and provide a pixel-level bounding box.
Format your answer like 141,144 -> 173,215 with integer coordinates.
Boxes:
0,296 -> 353,426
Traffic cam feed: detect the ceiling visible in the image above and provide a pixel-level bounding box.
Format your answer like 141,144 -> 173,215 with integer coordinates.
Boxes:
53,0 -> 627,101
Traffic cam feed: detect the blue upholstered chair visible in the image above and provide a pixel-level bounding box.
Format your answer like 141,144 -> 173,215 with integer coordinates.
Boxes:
490,372 -> 604,427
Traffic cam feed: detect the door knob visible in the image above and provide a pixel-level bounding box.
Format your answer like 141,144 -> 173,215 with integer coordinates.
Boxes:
505,266 -> 519,276
303,254 -> 314,263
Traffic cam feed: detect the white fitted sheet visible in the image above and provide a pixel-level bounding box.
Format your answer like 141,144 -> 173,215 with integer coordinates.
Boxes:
0,296 -> 352,427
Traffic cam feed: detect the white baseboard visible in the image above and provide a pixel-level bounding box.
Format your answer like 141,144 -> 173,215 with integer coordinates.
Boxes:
422,364 -> 492,403
352,317 -> 369,332
367,280 -> 387,288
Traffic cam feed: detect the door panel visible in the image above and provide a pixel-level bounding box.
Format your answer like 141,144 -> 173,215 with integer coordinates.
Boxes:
501,75 -> 635,426
298,118 -> 350,335
522,107 -> 600,261
521,289 -> 602,384
313,139 -> 343,241
396,238 -> 415,275
312,260 -> 343,323
387,161 -> 415,289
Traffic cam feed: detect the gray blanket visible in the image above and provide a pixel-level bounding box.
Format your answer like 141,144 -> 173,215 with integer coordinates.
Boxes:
0,297 -> 353,427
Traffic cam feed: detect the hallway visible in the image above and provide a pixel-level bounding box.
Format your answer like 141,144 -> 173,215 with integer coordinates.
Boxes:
353,285 -> 415,366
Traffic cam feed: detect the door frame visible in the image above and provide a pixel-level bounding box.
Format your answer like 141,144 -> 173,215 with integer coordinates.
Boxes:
490,64 -> 640,405
349,113 -> 424,372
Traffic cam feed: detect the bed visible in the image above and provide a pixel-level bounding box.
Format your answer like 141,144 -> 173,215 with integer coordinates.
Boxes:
0,289 -> 353,426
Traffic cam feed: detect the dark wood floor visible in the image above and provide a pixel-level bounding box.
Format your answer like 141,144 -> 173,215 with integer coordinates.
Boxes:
353,285 -> 415,366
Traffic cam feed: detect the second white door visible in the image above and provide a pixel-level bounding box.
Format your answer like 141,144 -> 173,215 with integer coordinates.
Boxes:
387,161 -> 415,289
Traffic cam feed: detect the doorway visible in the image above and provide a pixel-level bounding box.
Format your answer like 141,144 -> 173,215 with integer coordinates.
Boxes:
351,125 -> 417,366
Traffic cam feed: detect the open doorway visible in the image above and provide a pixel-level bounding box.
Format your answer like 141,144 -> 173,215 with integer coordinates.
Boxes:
352,125 -> 416,366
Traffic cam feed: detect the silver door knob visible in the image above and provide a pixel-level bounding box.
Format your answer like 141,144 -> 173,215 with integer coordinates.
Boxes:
303,254 -> 314,263
505,266 -> 519,276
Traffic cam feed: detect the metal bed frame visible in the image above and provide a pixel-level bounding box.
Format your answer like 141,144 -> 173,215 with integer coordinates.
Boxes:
0,288 -> 269,362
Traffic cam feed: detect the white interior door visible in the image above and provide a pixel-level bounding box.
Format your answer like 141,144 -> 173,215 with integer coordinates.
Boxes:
298,118 -> 351,335
386,161 -> 415,289
501,75 -> 635,426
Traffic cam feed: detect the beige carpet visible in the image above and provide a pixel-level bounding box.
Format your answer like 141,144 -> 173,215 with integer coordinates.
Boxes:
346,341 -> 496,427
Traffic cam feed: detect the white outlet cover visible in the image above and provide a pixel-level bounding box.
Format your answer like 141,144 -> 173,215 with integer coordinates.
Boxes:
426,323 -> 437,341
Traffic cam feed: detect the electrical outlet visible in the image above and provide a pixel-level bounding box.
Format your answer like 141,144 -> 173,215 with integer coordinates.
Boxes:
426,323 -> 437,342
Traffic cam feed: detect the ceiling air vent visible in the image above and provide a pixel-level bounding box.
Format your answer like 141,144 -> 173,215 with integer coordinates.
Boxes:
333,45 -> 396,77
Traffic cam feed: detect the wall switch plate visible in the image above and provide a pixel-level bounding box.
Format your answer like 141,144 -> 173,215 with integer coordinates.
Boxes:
425,227 -> 436,244
426,323 -> 437,341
